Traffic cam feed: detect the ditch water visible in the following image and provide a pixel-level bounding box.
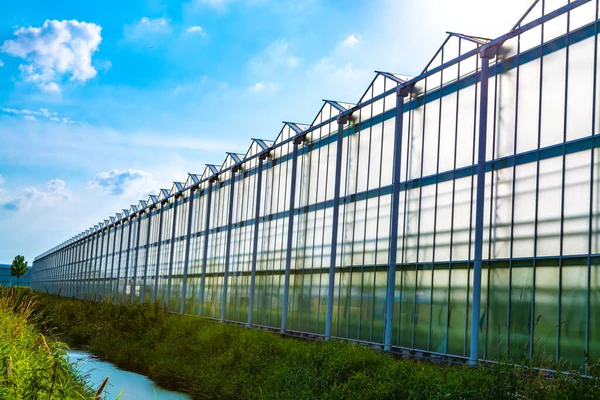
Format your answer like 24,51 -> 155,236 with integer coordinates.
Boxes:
66,350 -> 191,400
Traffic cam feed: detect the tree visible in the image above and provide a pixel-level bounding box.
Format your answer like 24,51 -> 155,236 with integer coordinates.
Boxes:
10,255 -> 28,287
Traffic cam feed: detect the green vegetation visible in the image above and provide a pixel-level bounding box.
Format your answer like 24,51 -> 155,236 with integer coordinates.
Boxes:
14,289 -> 600,400
10,255 -> 29,287
0,287 -> 95,399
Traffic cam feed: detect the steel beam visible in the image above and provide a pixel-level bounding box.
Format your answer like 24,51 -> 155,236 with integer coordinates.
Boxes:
115,222 -> 125,304
166,199 -> 179,308
141,209 -> 153,303
79,238 -> 88,299
384,86 -> 409,351
98,229 -> 105,301
325,113 -> 349,340
180,189 -> 196,314
222,169 -> 238,321
92,231 -> 102,300
109,224 -> 118,303
199,179 -> 215,315
248,156 -> 266,326
153,204 -> 166,303
122,219 -> 133,304
281,138 -> 301,333
130,214 -> 143,304
89,232 -> 98,300
469,47 -> 493,366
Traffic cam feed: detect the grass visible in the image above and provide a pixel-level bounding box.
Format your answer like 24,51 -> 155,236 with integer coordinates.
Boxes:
0,287 -> 96,399
14,288 -> 600,400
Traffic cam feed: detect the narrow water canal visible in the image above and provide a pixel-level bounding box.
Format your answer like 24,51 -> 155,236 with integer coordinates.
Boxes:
67,350 -> 191,400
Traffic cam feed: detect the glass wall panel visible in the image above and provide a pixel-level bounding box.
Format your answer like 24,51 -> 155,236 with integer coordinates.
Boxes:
29,2 -> 600,371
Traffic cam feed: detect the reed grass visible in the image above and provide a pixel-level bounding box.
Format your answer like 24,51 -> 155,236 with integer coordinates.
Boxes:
15,288 -> 600,400
0,287 -> 96,399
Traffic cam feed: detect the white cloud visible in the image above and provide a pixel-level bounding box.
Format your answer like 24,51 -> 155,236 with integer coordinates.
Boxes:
124,17 -> 171,41
1,20 -> 102,92
187,0 -> 232,11
248,81 -> 277,93
20,109 -> 40,115
0,60 -> 4,67
140,16 -> 170,31
40,82 -> 60,93
93,59 -> 112,72
248,40 -> 300,77
89,169 -> 155,197
1,107 -> 73,123
184,0 -> 270,13
1,108 -> 22,114
186,25 -> 206,35
342,33 -> 362,47
1,179 -> 71,212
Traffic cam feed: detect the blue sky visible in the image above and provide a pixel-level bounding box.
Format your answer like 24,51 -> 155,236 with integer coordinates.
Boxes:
0,0 -> 531,263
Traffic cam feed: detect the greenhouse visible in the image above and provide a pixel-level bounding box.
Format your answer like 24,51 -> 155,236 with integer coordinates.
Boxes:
32,0 -> 600,371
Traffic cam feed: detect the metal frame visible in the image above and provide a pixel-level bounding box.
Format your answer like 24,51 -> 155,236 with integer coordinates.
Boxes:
180,187 -> 196,313
31,0 -> 599,370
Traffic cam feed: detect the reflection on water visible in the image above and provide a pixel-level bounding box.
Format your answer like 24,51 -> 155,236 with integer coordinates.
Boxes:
66,350 -> 190,400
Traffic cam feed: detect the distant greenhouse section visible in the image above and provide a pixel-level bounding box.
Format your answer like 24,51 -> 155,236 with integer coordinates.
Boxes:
32,0 -> 600,371
0,265 -> 30,287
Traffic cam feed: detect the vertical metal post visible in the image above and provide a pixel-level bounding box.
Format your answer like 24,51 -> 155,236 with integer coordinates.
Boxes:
71,244 -> 77,297
47,255 -> 51,292
166,199 -> 179,308
281,138 -> 301,333
62,246 -> 68,296
85,232 -> 98,299
141,210 -> 153,303
103,227 -> 110,300
68,244 -> 75,297
248,156 -> 266,326
76,242 -> 81,297
384,86 -> 409,351
83,235 -> 92,299
470,48 -> 492,366
109,224 -> 118,303
90,230 -> 104,301
56,251 -> 59,292
78,239 -> 87,299
180,189 -> 196,314
98,229 -> 106,301
70,243 -> 76,296
586,0 -> 599,376
153,205 -> 165,303
75,243 -> 81,296
114,221 -> 125,304
56,249 -> 61,294
56,249 -> 62,294
131,213 -> 143,304
63,246 -> 69,296
199,180 -> 214,315
61,248 -> 65,293
91,233 -> 99,299
50,253 -> 54,292
64,247 -> 69,295
62,248 -> 67,294
325,114 -> 348,340
122,218 -> 133,304
222,169 -> 238,321
82,238 -> 88,298
114,223 -> 124,304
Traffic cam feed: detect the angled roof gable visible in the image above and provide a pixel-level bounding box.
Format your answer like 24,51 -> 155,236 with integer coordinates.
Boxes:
158,189 -> 170,201
186,173 -> 202,187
